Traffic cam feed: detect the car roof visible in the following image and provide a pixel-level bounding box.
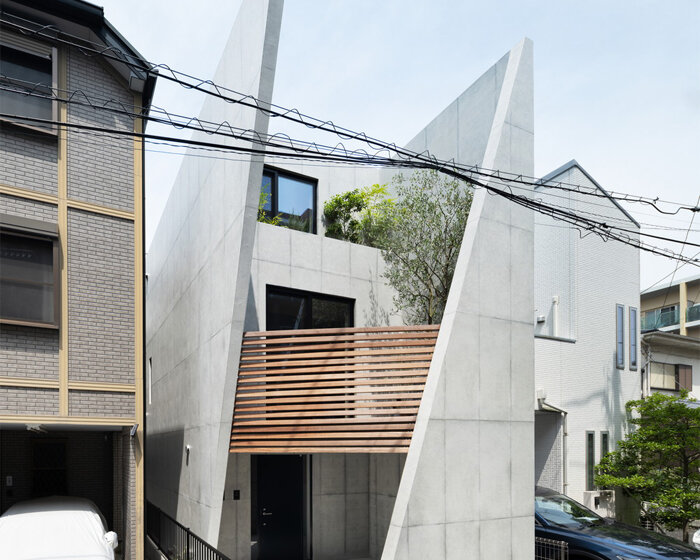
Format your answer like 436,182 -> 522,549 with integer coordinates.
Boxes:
535,486 -> 562,497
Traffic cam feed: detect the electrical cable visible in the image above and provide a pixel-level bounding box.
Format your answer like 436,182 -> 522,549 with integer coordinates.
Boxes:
3,13 -> 699,217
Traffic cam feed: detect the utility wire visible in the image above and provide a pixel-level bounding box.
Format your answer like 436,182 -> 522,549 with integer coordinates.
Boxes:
2,111 -> 698,268
3,13 -> 699,217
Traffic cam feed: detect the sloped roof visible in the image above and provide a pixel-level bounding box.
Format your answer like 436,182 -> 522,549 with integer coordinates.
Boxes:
537,159 -> 640,228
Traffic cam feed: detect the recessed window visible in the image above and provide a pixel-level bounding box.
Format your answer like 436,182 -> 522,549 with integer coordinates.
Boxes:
266,286 -> 353,330
0,222 -> 59,328
615,304 -> 624,370
600,431 -> 609,459
586,431 -> 595,491
0,42 -> 55,130
260,168 -> 316,233
629,307 -> 638,370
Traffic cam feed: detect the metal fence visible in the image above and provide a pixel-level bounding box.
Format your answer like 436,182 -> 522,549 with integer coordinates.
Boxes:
146,501 -> 231,560
535,536 -> 569,560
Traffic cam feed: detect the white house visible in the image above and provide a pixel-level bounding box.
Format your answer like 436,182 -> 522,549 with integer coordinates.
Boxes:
533,160 -> 641,515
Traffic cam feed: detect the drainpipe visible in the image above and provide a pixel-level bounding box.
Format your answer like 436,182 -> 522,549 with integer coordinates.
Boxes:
552,296 -> 559,338
538,397 -> 568,493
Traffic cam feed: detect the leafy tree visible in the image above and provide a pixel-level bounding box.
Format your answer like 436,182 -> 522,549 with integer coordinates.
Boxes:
595,391 -> 700,542
257,190 -> 281,226
381,170 -> 472,325
322,184 -> 393,247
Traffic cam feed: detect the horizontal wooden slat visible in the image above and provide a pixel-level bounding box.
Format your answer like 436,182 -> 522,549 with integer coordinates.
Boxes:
241,339 -> 436,354
239,353 -> 434,369
231,324 -> 438,454
244,324 -> 439,337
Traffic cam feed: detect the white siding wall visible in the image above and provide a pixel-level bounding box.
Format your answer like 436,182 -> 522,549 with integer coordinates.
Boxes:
534,164 -> 641,503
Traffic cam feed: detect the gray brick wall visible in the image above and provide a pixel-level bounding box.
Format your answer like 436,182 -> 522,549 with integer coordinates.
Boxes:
68,390 -> 134,417
68,208 -> 134,384
0,127 -> 58,195
0,193 -> 58,222
0,387 -> 58,415
66,47 -> 134,212
0,325 -> 59,379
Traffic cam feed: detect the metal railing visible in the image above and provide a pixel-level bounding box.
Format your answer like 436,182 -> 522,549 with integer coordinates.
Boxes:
535,536 -> 569,560
146,501 -> 231,560
687,304 -> 700,323
641,306 -> 680,331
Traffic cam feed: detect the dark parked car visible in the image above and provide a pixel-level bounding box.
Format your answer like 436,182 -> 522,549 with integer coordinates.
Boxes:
535,486 -> 700,560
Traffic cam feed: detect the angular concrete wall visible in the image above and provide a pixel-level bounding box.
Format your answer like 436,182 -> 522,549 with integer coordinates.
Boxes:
381,39 -> 535,560
145,0 -> 283,545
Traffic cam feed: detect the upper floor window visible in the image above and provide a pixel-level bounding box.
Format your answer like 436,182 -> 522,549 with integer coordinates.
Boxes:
266,286 -> 353,330
615,304 -> 624,369
0,38 -> 55,131
650,362 -> 692,392
260,167 -> 316,234
0,216 -> 59,328
629,307 -> 638,370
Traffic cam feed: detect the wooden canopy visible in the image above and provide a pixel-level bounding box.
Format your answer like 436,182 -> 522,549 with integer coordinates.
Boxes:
230,324 -> 439,453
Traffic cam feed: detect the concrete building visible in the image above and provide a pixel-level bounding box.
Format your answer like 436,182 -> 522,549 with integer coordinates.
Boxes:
641,274 -> 700,397
146,1 -> 534,559
533,161 -> 641,514
0,1 -> 155,558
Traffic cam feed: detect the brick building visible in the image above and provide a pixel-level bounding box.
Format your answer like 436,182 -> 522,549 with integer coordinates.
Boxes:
0,1 -> 155,558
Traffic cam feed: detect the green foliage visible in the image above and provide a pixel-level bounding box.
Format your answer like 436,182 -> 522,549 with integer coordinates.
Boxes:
595,391 -> 700,541
257,190 -> 281,226
381,170 -> 472,325
322,184 -> 394,247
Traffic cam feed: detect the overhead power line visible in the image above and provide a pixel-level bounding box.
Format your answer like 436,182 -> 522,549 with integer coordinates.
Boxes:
2,110 -> 698,269
2,13 -> 699,217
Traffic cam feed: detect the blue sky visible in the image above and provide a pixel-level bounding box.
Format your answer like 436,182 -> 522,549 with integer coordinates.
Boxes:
97,0 -> 700,289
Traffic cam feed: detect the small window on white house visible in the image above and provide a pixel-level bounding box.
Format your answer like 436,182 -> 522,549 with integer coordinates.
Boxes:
586,431 -> 595,491
147,357 -> 153,406
629,307 -> 638,370
600,431 -> 610,459
0,40 -> 55,130
615,304 -> 625,370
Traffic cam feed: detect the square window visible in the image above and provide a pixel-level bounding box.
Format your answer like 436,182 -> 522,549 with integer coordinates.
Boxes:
0,223 -> 59,328
0,40 -> 55,131
266,286 -> 354,330
259,168 -> 316,234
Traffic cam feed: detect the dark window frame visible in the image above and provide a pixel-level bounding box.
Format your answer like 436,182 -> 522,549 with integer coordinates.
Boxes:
649,361 -> 692,392
615,304 -> 625,370
629,307 -> 638,371
261,166 -> 318,234
600,431 -> 610,460
586,431 -> 595,491
266,285 -> 354,331
0,38 -> 58,136
0,223 -> 60,329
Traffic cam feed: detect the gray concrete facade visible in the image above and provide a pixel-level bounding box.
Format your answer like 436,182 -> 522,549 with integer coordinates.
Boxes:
146,1 -> 536,556
382,38 -> 535,560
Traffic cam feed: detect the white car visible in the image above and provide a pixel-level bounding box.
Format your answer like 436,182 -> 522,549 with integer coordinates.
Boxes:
0,496 -> 118,560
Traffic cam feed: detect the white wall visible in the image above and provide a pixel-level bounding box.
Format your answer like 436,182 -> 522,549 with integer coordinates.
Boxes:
534,162 -> 641,503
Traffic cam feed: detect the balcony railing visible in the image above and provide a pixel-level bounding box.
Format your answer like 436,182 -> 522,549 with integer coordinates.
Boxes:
641,306 -> 680,331
687,304 -> 700,323
230,324 -> 439,454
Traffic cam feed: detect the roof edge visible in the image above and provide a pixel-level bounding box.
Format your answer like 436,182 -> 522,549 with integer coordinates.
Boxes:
538,159 -> 641,228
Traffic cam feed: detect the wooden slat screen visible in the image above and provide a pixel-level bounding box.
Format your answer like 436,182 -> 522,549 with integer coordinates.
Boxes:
230,324 -> 439,453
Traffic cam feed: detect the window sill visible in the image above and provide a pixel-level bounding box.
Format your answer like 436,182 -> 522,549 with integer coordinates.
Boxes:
0,118 -> 58,138
0,318 -> 59,330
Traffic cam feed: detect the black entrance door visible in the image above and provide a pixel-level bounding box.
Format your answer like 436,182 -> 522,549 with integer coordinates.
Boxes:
256,455 -> 304,560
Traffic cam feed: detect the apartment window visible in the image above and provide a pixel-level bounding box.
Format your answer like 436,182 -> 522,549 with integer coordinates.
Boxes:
586,431 -> 595,491
0,40 -> 55,130
600,431 -> 610,459
260,168 -> 317,233
615,304 -> 624,369
629,307 -> 638,370
266,286 -> 353,330
650,362 -> 692,391
0,219 -> 59,328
